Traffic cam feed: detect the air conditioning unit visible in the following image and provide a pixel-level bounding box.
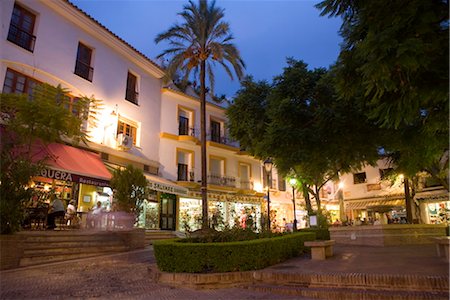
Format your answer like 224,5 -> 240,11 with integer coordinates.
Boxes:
117,133 -> 133,149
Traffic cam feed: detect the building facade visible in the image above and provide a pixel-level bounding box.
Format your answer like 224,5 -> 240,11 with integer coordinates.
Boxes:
1,0 -> 297,232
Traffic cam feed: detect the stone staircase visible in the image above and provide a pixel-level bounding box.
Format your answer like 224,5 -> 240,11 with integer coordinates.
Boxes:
246,272 -> 449,300
18,231 -> 130,267
145,230 -> 177,245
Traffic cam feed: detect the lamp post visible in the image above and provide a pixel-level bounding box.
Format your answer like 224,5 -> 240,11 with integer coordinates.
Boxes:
338,182 -> 346,222
264,158 -> 273,231
289,178 -> 298,231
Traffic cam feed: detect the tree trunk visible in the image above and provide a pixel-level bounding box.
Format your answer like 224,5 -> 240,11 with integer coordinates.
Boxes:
404,177 -> 413,223
302,182 -> 313,215
200,60 -> 208,229
314,186 -> 321,212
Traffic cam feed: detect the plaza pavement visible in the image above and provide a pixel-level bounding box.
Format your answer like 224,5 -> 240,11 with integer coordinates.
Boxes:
0,244 -> 448,299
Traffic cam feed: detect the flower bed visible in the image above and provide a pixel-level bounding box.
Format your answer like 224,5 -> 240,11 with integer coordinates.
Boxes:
153,232 -> 315,273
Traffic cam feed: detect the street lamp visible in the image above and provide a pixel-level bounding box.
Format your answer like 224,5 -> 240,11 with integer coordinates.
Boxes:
289,178 -> 298,231
264,158 -> 273,231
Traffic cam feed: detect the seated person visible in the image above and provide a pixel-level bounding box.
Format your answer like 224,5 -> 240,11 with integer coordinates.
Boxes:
47,197 -> 65,230
65,200 -> 79,226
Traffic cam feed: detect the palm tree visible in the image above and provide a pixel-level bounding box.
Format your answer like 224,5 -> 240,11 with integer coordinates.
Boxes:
155,0 -> 245,230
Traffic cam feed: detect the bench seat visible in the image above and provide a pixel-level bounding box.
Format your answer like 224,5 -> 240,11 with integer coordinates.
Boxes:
304,240 -> 335,260
432,236 -> 450,262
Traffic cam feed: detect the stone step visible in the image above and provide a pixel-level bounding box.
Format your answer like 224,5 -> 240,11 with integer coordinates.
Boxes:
23,240 -> 122,250
23,245 -> 127,257
254,272 -> 449,292
22,234 -> 119,243
19,251 -> 124,267
248,284 -> 449,300
145,231 -> 176,245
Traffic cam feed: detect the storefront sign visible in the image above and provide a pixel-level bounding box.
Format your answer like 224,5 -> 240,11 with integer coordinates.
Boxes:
147,181 -> 188,196
40,168 -> 110,187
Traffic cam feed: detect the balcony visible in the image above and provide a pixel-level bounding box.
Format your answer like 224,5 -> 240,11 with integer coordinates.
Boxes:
239,180 -> 254,190
7,24 -> 36,52
207,173 -> 236,188
206,134 -> 240,148
178,125 -> 198,137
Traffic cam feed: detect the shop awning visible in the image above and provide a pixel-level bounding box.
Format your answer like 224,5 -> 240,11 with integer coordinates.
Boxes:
33,143 -> 111,187
345,199 -> 405,210
145,174 -> 189,196
415,189 -> 449,202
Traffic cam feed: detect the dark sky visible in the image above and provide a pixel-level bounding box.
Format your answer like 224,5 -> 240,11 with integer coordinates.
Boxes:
70,0 -> 342,98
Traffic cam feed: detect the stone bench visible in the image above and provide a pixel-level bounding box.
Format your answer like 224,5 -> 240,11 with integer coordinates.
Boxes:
304,240 -> 335,260
432,236 -> 450,262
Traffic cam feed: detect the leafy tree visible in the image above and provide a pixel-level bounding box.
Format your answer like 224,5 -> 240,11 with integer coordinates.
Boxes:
109,164 -> 148,223
316,0 -> 449,187
317,0 -> 449,222
0,84 -> 98,234
155,0 -> 245,229
228,59 -> 381,213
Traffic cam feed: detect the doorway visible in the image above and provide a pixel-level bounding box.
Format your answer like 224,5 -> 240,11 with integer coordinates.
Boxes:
160,193 -> 176,230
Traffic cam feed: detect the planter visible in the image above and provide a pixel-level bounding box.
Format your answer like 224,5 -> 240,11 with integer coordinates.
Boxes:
0,234 -> 24,270
330,224 -> 447,246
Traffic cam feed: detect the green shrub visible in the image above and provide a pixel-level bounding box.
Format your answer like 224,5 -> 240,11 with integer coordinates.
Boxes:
153,232 -> 315,273
298,228 -> 330,240
182,227 -> 283,243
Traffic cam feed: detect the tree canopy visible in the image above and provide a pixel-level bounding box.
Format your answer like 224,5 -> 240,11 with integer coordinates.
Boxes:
227,59 -> 381,211
0,83 -> 99,233
316,0 -> 449,188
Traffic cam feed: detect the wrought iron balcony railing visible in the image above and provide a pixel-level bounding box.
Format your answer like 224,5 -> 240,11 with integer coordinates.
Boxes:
207,173 -> 236,187
7,24 -> 36,52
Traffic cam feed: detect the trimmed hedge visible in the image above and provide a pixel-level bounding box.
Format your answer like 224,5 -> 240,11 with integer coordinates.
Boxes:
153,232 -> 315,273
298,228 -> 330,240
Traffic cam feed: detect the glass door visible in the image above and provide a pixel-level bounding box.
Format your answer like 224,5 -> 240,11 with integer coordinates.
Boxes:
160,193 -> 176,230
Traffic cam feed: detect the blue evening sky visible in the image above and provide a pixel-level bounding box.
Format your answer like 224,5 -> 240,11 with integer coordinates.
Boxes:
70,0 -> 342,98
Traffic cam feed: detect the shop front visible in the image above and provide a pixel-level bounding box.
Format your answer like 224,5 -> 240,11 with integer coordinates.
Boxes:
178,190 -> 264,232
140,174 -> 189,230
30,143 -> 112,217
415,188 -> 449,224
344,196 -> 405,224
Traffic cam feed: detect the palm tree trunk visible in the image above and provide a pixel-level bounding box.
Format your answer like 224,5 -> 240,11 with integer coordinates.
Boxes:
200,60 -> 208,229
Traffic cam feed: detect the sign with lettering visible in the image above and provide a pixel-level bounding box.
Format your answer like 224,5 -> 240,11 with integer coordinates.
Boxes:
40,168 -> 110,187
147,180 -> 188,196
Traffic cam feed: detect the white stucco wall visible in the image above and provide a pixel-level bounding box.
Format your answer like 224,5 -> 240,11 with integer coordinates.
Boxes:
1,0 -> 163,163
339,159 -> 402,200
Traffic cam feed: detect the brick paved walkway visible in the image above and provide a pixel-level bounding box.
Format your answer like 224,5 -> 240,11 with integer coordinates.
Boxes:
0,247 -> 301,299
1,244 -> 447,299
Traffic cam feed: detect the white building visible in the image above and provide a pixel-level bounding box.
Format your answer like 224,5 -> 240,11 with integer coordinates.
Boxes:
1,0 -> 297,231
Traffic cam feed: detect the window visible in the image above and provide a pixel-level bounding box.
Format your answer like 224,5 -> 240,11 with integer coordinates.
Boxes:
177,107 -> 195,136
210,120 -> 221,143
7,3 -> 36,52
3,68 -> 38,97
353,172 -> 367,184
117,120 -> 137,145
177,149 -> 194,181
278,175 -> 286,191
177,163 -> 188,181
379,168 -> 394,180
74,42 -> 93,81
210,158 -> 224,176
239,163 -> 252,190
179,116 -> 189,135
125,72 -> 138,104
262,167 -> 273,189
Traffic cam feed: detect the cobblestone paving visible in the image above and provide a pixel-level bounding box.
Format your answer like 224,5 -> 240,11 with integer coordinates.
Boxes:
0,249 -> 300,300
